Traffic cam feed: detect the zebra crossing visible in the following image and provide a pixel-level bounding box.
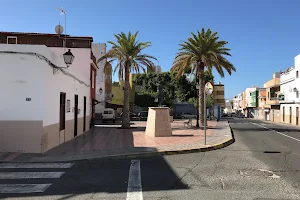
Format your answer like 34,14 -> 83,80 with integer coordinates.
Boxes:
0,162 -> 74,194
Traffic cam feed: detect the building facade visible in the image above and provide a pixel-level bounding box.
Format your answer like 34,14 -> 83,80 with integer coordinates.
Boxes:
264,72 -> 281,122
252,89 -> 266,120
213,82 -> 225,108
0,32 -> 96,153
91,43 -> 112,116
280,57 -> 300,125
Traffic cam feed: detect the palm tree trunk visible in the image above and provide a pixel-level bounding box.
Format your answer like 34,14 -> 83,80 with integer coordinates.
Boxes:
198,63 -> 205,127
122,62 -> 131,128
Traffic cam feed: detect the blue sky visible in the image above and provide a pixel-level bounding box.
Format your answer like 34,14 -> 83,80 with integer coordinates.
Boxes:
1,0 -> 300,99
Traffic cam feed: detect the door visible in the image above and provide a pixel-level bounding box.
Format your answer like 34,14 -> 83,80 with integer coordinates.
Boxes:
74,94 -> 78,137
83,96 -> 86,132
283,107 -> 285,122
59,92 -> 66,144
296,107 -> 299,125
290,107 -> 292,124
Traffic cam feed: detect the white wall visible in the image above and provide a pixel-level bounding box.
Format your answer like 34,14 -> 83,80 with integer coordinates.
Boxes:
280,66 -> 298,103
245,88 -> 256,107
92,43 -> 106,114
0,44 -> 46,121
44,47 -> 91,126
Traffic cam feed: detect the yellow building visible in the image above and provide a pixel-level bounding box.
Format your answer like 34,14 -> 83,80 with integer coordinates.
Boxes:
111,74 -> 136,113
213,82 -> 225,108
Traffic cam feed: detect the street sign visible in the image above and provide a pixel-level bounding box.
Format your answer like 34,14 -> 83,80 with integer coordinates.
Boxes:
205,82 -> 213,95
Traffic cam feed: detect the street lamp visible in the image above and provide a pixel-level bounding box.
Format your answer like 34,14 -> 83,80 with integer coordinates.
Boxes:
63,49 -> 74,67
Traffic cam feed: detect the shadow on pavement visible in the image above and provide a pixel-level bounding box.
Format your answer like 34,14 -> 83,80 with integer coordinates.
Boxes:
0,155 -> 189,198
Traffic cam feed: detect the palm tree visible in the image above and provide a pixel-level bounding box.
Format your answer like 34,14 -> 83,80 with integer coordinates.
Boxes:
171,28 -> 236,126
97,31 -> 157,128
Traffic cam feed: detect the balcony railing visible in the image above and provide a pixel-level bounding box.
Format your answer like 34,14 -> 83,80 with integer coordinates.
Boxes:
270,97 -> 278,100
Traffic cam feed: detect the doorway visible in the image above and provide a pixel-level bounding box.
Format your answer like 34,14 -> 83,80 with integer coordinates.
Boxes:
59,93 -> 66,144
296,107 -> 299,125
83,96 -> 86,132
283,107 -> 285,122
74,94 -> 78,137
290,107 -> 292,124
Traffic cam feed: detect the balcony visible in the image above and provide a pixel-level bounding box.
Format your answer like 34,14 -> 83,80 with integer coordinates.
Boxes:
266,96 -> 280,105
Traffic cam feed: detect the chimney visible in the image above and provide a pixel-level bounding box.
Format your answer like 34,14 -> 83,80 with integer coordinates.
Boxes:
218,81 -> 221,84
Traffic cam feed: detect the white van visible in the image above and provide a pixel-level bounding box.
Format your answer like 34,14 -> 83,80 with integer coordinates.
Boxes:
102,108 -> 116,123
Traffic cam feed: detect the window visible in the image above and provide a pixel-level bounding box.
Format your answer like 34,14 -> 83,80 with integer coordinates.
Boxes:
7,36 -> 17,44
66,100 -> 71,112
297,71 -> 299,78
268,92 -> 269,99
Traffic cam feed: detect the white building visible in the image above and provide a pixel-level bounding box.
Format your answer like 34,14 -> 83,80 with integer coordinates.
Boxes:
223,100 -> 233,114
92,43 -> 107,115
233,94 -> 242,111
280,56 -> 300,125
0,43 -> 96,153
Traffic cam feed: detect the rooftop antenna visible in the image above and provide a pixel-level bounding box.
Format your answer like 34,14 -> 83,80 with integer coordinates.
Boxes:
58,7 -> 67,48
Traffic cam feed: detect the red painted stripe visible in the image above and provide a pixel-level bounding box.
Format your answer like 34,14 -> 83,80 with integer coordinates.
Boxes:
4,153 -> 21,161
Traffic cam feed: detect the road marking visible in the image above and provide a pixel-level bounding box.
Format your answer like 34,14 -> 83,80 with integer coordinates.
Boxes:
0,184 -> 51,193
0,172 -> 65,179
0,163 -> 74,169
251,122 -> 300,142
126,160 -> 143,200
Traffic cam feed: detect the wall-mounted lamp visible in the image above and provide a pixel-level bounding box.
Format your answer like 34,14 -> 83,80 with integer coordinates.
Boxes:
63,49 -> 75,67
99,88 -> 103,95
293,87 -> 298,92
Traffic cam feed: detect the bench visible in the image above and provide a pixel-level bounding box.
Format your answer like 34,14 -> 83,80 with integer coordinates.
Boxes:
183,118 -> 193,127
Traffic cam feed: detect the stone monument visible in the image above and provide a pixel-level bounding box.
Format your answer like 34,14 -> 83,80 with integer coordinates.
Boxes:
145,107 -> 172,137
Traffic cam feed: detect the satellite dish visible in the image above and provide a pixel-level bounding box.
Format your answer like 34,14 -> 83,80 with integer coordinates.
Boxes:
55,24 -> 64,35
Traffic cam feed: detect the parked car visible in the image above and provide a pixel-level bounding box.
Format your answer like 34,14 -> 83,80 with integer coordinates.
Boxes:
181,112 -> 197,119
102,108 -> 116,123
231,112 -> 236,117
137,111 -> 148,121
120,112 -> 136,119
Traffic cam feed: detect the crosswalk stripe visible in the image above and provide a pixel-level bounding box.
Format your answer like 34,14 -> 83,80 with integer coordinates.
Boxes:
0,184 -> 51,193
0,163 -> 74,169
126,160 -> 143,200
0,172 -> 65,179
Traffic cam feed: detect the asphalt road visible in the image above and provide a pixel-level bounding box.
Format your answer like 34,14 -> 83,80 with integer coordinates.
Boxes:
1,118 -> 300,200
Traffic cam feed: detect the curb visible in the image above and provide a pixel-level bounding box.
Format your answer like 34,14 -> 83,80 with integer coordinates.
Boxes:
0,121 -> 236,163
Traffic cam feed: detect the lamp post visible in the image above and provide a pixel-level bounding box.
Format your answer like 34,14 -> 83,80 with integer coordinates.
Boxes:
63,49 -> 75,67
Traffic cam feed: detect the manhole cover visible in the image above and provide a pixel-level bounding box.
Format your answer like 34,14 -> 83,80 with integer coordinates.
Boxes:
240,169 -> 280,178
263,151 -> 281,154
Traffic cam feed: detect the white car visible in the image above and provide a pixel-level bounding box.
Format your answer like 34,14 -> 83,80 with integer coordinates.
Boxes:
102,108 -> 116,123
181,112 -> 197,119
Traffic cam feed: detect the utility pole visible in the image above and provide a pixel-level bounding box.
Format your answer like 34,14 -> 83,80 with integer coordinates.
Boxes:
58,7 -> 67,48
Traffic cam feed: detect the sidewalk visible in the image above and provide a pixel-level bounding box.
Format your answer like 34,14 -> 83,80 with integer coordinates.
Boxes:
0,119 -> 234,163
